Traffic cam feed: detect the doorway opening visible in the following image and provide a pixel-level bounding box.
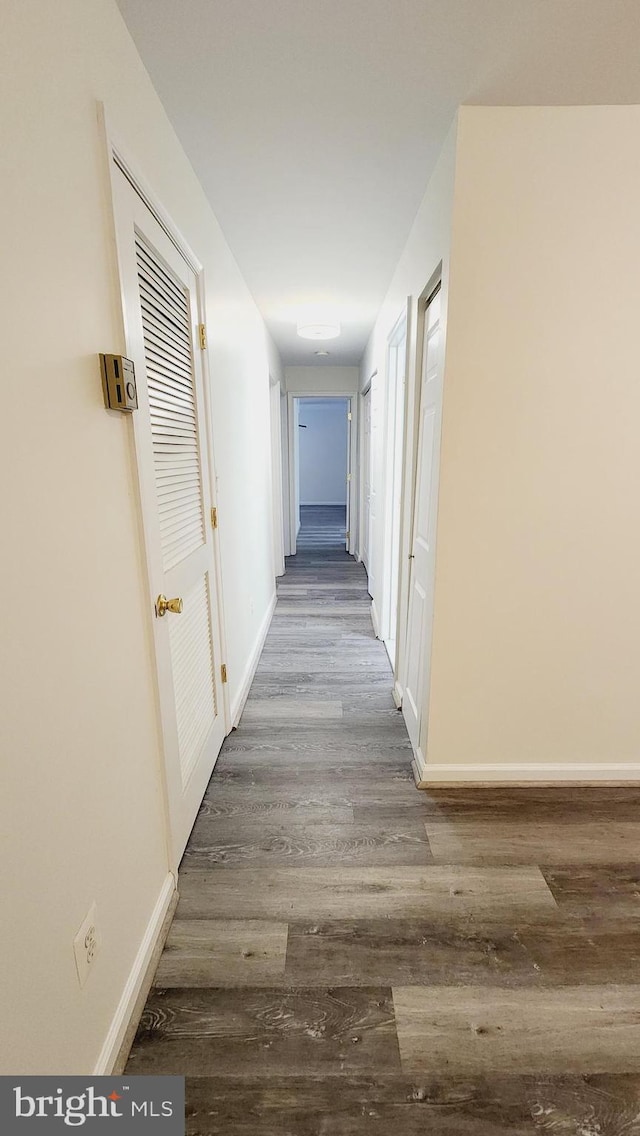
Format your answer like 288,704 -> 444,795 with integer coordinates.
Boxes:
288,396 -> 353,555
380,310 -> 408,666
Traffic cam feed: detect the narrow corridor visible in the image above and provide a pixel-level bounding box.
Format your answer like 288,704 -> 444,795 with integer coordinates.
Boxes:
297,504 -> 348,549
126,536 -> 640,1133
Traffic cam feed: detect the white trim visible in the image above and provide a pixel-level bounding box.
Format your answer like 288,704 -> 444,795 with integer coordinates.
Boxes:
411,745 -> 428,786
414,762 -> 640,786
379,303 -> 409,651
286,392 -> 357,556
370,598 -> 381,638
231,592 -> 277,726
392,681 -> 403,709
101,108 -> 202,276
396,270 -> 441,716
94,872 -> 176,1075
269,378 -> 286,578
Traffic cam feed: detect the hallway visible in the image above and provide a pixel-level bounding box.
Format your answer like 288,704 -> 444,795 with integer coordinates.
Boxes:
297,505 -> 348,550
125,541 -> 640,1133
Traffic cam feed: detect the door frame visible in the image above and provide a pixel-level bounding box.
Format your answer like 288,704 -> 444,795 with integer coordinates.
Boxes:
286,391 -> 357,556
269,376 -> 286,577
99,105 -> 231,863
395,265 -> 443,712
380,301 -> 410,660
358,376 -> 375,570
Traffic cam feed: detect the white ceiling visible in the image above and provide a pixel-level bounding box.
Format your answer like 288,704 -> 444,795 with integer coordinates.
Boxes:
117,0 -> 640,366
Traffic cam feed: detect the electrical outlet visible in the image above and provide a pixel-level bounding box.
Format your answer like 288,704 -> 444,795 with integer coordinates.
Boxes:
73,902 -> 100,988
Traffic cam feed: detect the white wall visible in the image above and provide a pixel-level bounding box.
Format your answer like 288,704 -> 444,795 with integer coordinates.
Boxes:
285,366 -> 359,394
298,400 -> 349,505
0,0 -> 277,1074
424,105 -> 640,778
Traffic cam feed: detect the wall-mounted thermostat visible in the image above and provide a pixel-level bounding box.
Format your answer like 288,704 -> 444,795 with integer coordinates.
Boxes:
99,353 -> 138,412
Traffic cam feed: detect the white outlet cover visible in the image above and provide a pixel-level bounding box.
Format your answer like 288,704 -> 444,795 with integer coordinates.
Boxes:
73,902 -> 100,988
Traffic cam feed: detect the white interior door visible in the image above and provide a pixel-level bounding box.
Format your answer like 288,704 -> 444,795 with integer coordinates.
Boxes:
361,388 -> 371,572
402,286 -> 443,759
269,380 -> 285,576
382,315 -> 408,664
113,165 -> 227,867
368,374 -> 382,619
345,400 -> 352,551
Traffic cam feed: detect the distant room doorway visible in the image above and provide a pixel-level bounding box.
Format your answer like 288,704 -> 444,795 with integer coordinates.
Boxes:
291,397 -> 351,553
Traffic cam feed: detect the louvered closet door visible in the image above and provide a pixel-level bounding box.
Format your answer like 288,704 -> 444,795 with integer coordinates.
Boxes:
113,165 -> 227,867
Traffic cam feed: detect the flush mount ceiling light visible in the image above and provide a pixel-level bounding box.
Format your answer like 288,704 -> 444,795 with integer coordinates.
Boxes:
314,349 -> 330,357
296,319 -> 341,340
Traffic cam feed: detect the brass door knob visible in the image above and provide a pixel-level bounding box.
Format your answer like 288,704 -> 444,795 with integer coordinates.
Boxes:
156,594 -> 183,618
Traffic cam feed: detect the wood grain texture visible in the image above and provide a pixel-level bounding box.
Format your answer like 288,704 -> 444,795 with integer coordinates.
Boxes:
176,865 -> 558,921
183,1073 -> 640,1136
184,1074 -> 539,1135
541,865 -> 640,917
240,699 -> 344,720
180,822 -> 432,869
393,986 -> 640,1075
127,987 -> 400,1076
195,796 -> 355,824
127,523 -> 640,1129
523,1074 -> 640,1134
284,919 -> 544,988
153,920 -> 288,987
426,819 -> 640,864
202,765 -> 416,791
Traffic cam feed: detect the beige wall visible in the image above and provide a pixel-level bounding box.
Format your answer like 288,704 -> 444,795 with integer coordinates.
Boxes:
426,106 -> 640,776
0,0 -> 277,1072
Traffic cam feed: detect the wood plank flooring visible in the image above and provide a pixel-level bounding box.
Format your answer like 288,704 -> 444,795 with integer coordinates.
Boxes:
127,530 -> 640,1133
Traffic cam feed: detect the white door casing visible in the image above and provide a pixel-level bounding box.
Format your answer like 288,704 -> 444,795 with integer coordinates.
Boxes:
269,379 -> 285,577
345,400 -> 352,552
361,387 -> 372,574
286,391 -> 356,557
280,389 -> 292,557
381,310 -> 408,665
402,286 -> 443,760
367,373 -> 383,628
112,164 -> 227,868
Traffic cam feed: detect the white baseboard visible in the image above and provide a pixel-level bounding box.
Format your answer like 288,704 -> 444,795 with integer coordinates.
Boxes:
414,761 -> 640,786
392,680 -> 403,709
94,872 -> 176,1075
231,592 -> 277,727
370,599 -> 380,638
411,745 -> 427,787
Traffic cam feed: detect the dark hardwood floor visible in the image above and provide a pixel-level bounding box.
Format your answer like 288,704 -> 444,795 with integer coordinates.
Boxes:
127,516 -> 640,1134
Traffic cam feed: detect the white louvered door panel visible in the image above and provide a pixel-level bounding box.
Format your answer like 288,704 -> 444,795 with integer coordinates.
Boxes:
137,236 -> 206,573
113,164 -> 227,868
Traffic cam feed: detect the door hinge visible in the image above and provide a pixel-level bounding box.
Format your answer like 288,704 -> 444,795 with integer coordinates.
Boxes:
211,506 -> 218,529
346,473 -> 352,482
221,663 -> 228,684
198,323 -> 207,350
347,411 -> 352,421
345,531 -> 350,540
